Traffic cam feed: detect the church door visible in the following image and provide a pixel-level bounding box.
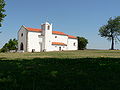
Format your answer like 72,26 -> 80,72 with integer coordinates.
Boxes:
20,43 -> 24,50
59,47 -> 61,51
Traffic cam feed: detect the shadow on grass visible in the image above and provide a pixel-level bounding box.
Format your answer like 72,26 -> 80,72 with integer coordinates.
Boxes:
0,57 -> 120,90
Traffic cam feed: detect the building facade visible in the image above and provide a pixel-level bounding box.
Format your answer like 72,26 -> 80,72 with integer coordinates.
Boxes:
18,22 -> 78,52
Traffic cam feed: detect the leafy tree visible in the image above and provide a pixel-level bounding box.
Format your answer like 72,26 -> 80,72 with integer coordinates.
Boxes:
99,16 -> 120,50
77,37 -> 88,50
0,0 -> 6,27
0,38 -> 18,52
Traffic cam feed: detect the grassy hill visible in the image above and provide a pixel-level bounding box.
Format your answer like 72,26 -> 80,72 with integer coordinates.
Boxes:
1,50 -> 120,60
0,50 -> 120,90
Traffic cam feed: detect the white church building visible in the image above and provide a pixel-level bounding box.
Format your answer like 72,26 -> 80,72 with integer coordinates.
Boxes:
18,22 -> 78,52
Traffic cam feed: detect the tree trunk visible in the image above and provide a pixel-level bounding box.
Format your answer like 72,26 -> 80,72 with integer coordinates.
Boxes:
111,36 -> 114,50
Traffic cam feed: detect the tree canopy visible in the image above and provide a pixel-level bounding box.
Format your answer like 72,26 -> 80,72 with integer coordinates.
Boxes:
99,16 -> 120,50
0,38 -> 18,52
0,0 -> 6,27
77,37 -> 88,50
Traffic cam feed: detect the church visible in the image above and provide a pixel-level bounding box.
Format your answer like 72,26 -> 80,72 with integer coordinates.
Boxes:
18,22 -> 78,52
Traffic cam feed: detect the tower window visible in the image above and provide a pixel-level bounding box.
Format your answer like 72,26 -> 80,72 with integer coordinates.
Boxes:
48,25 -> 50,30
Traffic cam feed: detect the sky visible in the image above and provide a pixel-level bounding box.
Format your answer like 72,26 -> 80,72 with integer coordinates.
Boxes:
1,0 -> 120,49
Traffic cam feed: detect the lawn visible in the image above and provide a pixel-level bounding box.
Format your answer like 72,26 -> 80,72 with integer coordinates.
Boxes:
0,50 -> 120,90
0,50 -> 120,60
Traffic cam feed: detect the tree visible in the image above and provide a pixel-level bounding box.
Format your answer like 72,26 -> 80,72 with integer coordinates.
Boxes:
0,38 -> 18,52
99,16 -> 120,50
77,37 -> 88,50
0,0 -> 6,27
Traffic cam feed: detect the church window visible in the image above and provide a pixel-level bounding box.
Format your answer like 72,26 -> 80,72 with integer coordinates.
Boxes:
73,43 -> 76,46
48,25 -> 50,30
21,33 -> 23,37
55,36 -> 57,38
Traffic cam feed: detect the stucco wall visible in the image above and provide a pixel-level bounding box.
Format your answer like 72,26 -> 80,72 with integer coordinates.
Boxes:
67,38 -> 78,50
27,31 -> 43,52
18,26 -> 27,52
52,34 -> 68,45
51,45 -> 67,51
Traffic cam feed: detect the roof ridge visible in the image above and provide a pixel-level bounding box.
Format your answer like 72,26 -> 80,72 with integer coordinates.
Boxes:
23,27 -> 77,39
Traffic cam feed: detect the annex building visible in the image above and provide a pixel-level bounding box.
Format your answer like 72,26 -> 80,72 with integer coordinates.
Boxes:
18,22 -> 78,52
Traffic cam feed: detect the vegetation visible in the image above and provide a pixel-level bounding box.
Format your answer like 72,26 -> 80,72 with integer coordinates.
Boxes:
0,57 -> 120,90
99,16 -> 120,50
77,37 -> 88,50
0,38 -> 18,52
0,0 -> 6,27
0,50 -> 120,89
1,50 -> 120,60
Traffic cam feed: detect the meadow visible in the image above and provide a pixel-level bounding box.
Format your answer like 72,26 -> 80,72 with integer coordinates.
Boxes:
0,50 -> 120,90
1,50 -> 120,60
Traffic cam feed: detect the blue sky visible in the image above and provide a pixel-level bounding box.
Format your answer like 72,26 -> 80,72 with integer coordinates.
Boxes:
1,0 -> 120,49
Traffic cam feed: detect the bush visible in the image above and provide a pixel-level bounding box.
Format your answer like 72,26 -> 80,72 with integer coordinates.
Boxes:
0,38 -> 18,52
77,37 -> 88,50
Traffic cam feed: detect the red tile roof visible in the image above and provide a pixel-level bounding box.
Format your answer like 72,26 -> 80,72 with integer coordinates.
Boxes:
67,35 -> 78,39
52,42 -> 67,46
25,27 -> 42,32
25,27 -> 77,39
52,31 -> 67,36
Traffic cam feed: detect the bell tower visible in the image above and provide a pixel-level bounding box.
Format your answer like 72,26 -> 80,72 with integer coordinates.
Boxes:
41,22 -> 52,51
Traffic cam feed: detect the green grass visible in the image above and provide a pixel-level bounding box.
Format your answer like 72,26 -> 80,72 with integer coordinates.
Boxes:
0,50 -> 120,90
0,50 -> 120,60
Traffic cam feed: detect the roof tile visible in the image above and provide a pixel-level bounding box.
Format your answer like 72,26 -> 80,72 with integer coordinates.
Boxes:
52,42 -> 67,46
25,27 -> 77,39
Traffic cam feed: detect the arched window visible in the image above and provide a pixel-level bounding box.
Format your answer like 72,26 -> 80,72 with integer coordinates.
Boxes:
20,42 -> 24,50
21,33 -> 23,37
47,25 -> 50,30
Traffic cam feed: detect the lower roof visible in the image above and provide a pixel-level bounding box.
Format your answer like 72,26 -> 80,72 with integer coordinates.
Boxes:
52,42 -> 67,46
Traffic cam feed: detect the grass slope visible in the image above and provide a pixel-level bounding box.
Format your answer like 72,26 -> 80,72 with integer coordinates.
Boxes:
0,50 -> 120,60
0,58 -> 120,90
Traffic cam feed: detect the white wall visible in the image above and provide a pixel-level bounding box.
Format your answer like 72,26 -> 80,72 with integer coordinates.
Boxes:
52,34 -> 68,44
27,31 -> 43,52
18,26 -> 27,52
51,45 -> 67,51
67,38 -> 78,50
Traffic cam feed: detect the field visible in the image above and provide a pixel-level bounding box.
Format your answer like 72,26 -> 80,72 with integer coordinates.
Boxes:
0,50 -> 120,90
1,50 -> 120,60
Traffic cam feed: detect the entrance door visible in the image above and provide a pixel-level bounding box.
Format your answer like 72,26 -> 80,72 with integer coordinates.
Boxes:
59,47 -> 61,51
20,43 -> 24,50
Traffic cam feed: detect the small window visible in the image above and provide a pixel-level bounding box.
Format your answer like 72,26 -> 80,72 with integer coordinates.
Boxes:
55,36 -> 57,38
48,25 -> 50,30
73,43 -> 76,46
21,33 -> 23,37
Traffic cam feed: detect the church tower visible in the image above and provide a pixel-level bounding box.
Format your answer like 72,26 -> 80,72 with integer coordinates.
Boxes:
41,22 -> 52,51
